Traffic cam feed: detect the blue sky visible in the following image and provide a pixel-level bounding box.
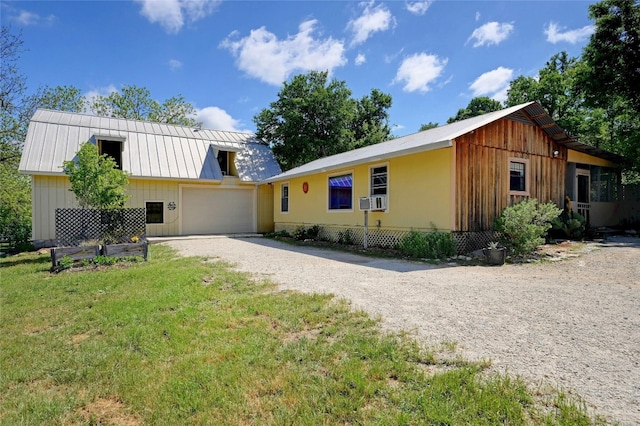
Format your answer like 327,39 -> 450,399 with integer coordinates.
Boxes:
2,0 -> 597,136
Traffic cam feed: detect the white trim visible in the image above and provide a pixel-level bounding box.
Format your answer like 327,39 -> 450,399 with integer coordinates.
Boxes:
327,170 -> 354,213
280,182 -> 290,214
508,157 -> 530,196
368,162 -> 389,213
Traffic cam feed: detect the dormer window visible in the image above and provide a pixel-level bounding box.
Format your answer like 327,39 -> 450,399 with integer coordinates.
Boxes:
217,150 -> 237,176
98,139 -> 123,170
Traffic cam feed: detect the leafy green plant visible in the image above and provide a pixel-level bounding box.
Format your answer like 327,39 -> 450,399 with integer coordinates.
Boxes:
93,255 -> 117,266
293,226 -> 308,240
398,228 -> 456,259
293,225 -> 322,241
494,199 -> 562,257
337,229 -> 355,245
62,142 -> 130,209
57,255 -> 74,271
551,196 -> 587,239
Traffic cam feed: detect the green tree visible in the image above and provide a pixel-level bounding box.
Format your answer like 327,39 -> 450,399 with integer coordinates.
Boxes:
90,85 -> 199,127
580,0 -> 640,113
447,97 -> 502,124
62,142 -> 129,209
578,0 -> 640,173
254,71 -> 392,170
1,28 -> 86,248
419,122 -> 439,131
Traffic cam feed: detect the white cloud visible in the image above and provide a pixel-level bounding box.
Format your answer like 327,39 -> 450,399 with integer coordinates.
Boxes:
355,53 -> 366,66
82,85 -> 118,113
544,22 -> 595,44
406,1 -> 432,16
220,20 -> 347,86
195,106 -> 248,132
393,53 -> 448,93
469,66 -> 513,101
467,22 -> 514,47
169,59 -> 183,71
348,1 -> 395,47
384,48 -> 404,64
135,0 -> 221,34
11,9 -> 55,26
84,85 -> 117,102
475,11 -> 481,21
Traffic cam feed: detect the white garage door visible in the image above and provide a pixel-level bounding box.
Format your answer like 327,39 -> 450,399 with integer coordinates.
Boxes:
181,187 -> 254,235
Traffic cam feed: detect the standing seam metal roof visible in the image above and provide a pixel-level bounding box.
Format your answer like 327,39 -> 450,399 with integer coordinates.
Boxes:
263,102 -> 624,183
19,109 -> 282,182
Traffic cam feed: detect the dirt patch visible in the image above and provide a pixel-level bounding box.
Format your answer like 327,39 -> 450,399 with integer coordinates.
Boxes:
77,397 -> 140,426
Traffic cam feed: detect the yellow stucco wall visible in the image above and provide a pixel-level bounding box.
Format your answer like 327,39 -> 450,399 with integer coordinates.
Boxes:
568,150 -> 617,167
273,148 -> 452,232
31,175 -> 260,243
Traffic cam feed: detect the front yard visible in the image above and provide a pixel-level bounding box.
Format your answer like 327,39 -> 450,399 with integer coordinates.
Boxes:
0,245 -> 602,424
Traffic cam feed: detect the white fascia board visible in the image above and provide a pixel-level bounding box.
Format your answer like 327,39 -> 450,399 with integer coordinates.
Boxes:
262,139 -> 452,183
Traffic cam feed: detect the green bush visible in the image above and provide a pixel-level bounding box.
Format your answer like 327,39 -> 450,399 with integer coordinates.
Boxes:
57,256 -> 74,271
292,225 -> 321,241
494,199 -> 562,256
398,229 -> 456,259
337,229 -> 354,245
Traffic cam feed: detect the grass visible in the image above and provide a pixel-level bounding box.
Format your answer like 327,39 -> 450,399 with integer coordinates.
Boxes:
0,245 -> 604,425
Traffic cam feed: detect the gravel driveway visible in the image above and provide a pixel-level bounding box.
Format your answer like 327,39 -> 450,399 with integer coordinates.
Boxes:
162,236 -> 640,425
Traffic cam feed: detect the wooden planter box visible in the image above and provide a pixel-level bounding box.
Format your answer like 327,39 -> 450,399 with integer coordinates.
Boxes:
51,245 -> 100,267
102,241 -> 148,260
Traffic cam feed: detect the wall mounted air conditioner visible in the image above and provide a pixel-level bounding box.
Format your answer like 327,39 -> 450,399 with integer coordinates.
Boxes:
359,195 -> 386,211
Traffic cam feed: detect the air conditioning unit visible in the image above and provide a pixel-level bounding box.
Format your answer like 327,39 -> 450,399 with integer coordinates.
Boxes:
359,195 -> 386,211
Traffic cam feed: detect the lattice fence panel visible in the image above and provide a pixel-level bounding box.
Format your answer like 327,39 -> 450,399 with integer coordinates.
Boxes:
276,223 -> 499,255
452,231 -> 499,254
55,208 -> 146,246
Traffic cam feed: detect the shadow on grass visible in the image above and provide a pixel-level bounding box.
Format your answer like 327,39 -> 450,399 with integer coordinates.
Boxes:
0,254 -> 51,268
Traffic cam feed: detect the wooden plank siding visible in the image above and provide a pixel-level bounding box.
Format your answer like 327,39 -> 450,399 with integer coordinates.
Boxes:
454,118 -> 567,232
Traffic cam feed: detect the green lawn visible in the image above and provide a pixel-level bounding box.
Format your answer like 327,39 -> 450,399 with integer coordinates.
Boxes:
0,245 -> 601,425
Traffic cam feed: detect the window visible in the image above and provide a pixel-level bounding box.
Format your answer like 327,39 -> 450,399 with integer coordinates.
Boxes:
217,150 -> 236,176
146,201 -> 164,224
281,184 -> 289,213
370,165 -> 387,196
217,150 -> 228,175
328,174 -> 353,210
509,158 -> 529,195
591,166 -> 619,202
99,140 -> 123,170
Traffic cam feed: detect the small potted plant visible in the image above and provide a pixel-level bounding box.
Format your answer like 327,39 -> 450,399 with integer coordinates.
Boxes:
483,241 -> 506,266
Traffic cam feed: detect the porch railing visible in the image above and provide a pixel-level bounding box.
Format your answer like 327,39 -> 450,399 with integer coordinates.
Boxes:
576,202 -> 590,224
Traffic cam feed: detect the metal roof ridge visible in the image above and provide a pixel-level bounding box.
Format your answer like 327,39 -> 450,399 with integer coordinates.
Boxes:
31,108 -> 257,137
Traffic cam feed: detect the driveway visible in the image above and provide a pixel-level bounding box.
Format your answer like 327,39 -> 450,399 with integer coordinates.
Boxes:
163,236 -> 640,425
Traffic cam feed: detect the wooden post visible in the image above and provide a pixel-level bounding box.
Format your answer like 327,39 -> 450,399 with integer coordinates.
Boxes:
364,210 -> 369,249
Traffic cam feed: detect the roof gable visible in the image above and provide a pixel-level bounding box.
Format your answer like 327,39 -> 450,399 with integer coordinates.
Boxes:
264,102 -> 623,182
19,109 -> 281,182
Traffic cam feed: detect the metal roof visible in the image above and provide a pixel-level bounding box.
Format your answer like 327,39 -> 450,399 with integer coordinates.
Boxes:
263,102 -> 624,183
19,109 -> 281,182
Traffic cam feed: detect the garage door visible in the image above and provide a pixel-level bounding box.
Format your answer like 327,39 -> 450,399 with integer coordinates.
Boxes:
181,187 -> 254,235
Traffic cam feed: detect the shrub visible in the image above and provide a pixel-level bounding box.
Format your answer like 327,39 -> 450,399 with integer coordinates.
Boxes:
551,196 -> 586,239
337,229 -> 354,245
494,199 -> 561,256
293,225 -> 322,241
57,256 -> 74,271
398,229 -> 456,259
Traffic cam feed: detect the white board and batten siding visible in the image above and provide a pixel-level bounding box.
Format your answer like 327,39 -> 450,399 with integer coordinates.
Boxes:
21,110 -> 282,244
31,176 -> 258,241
